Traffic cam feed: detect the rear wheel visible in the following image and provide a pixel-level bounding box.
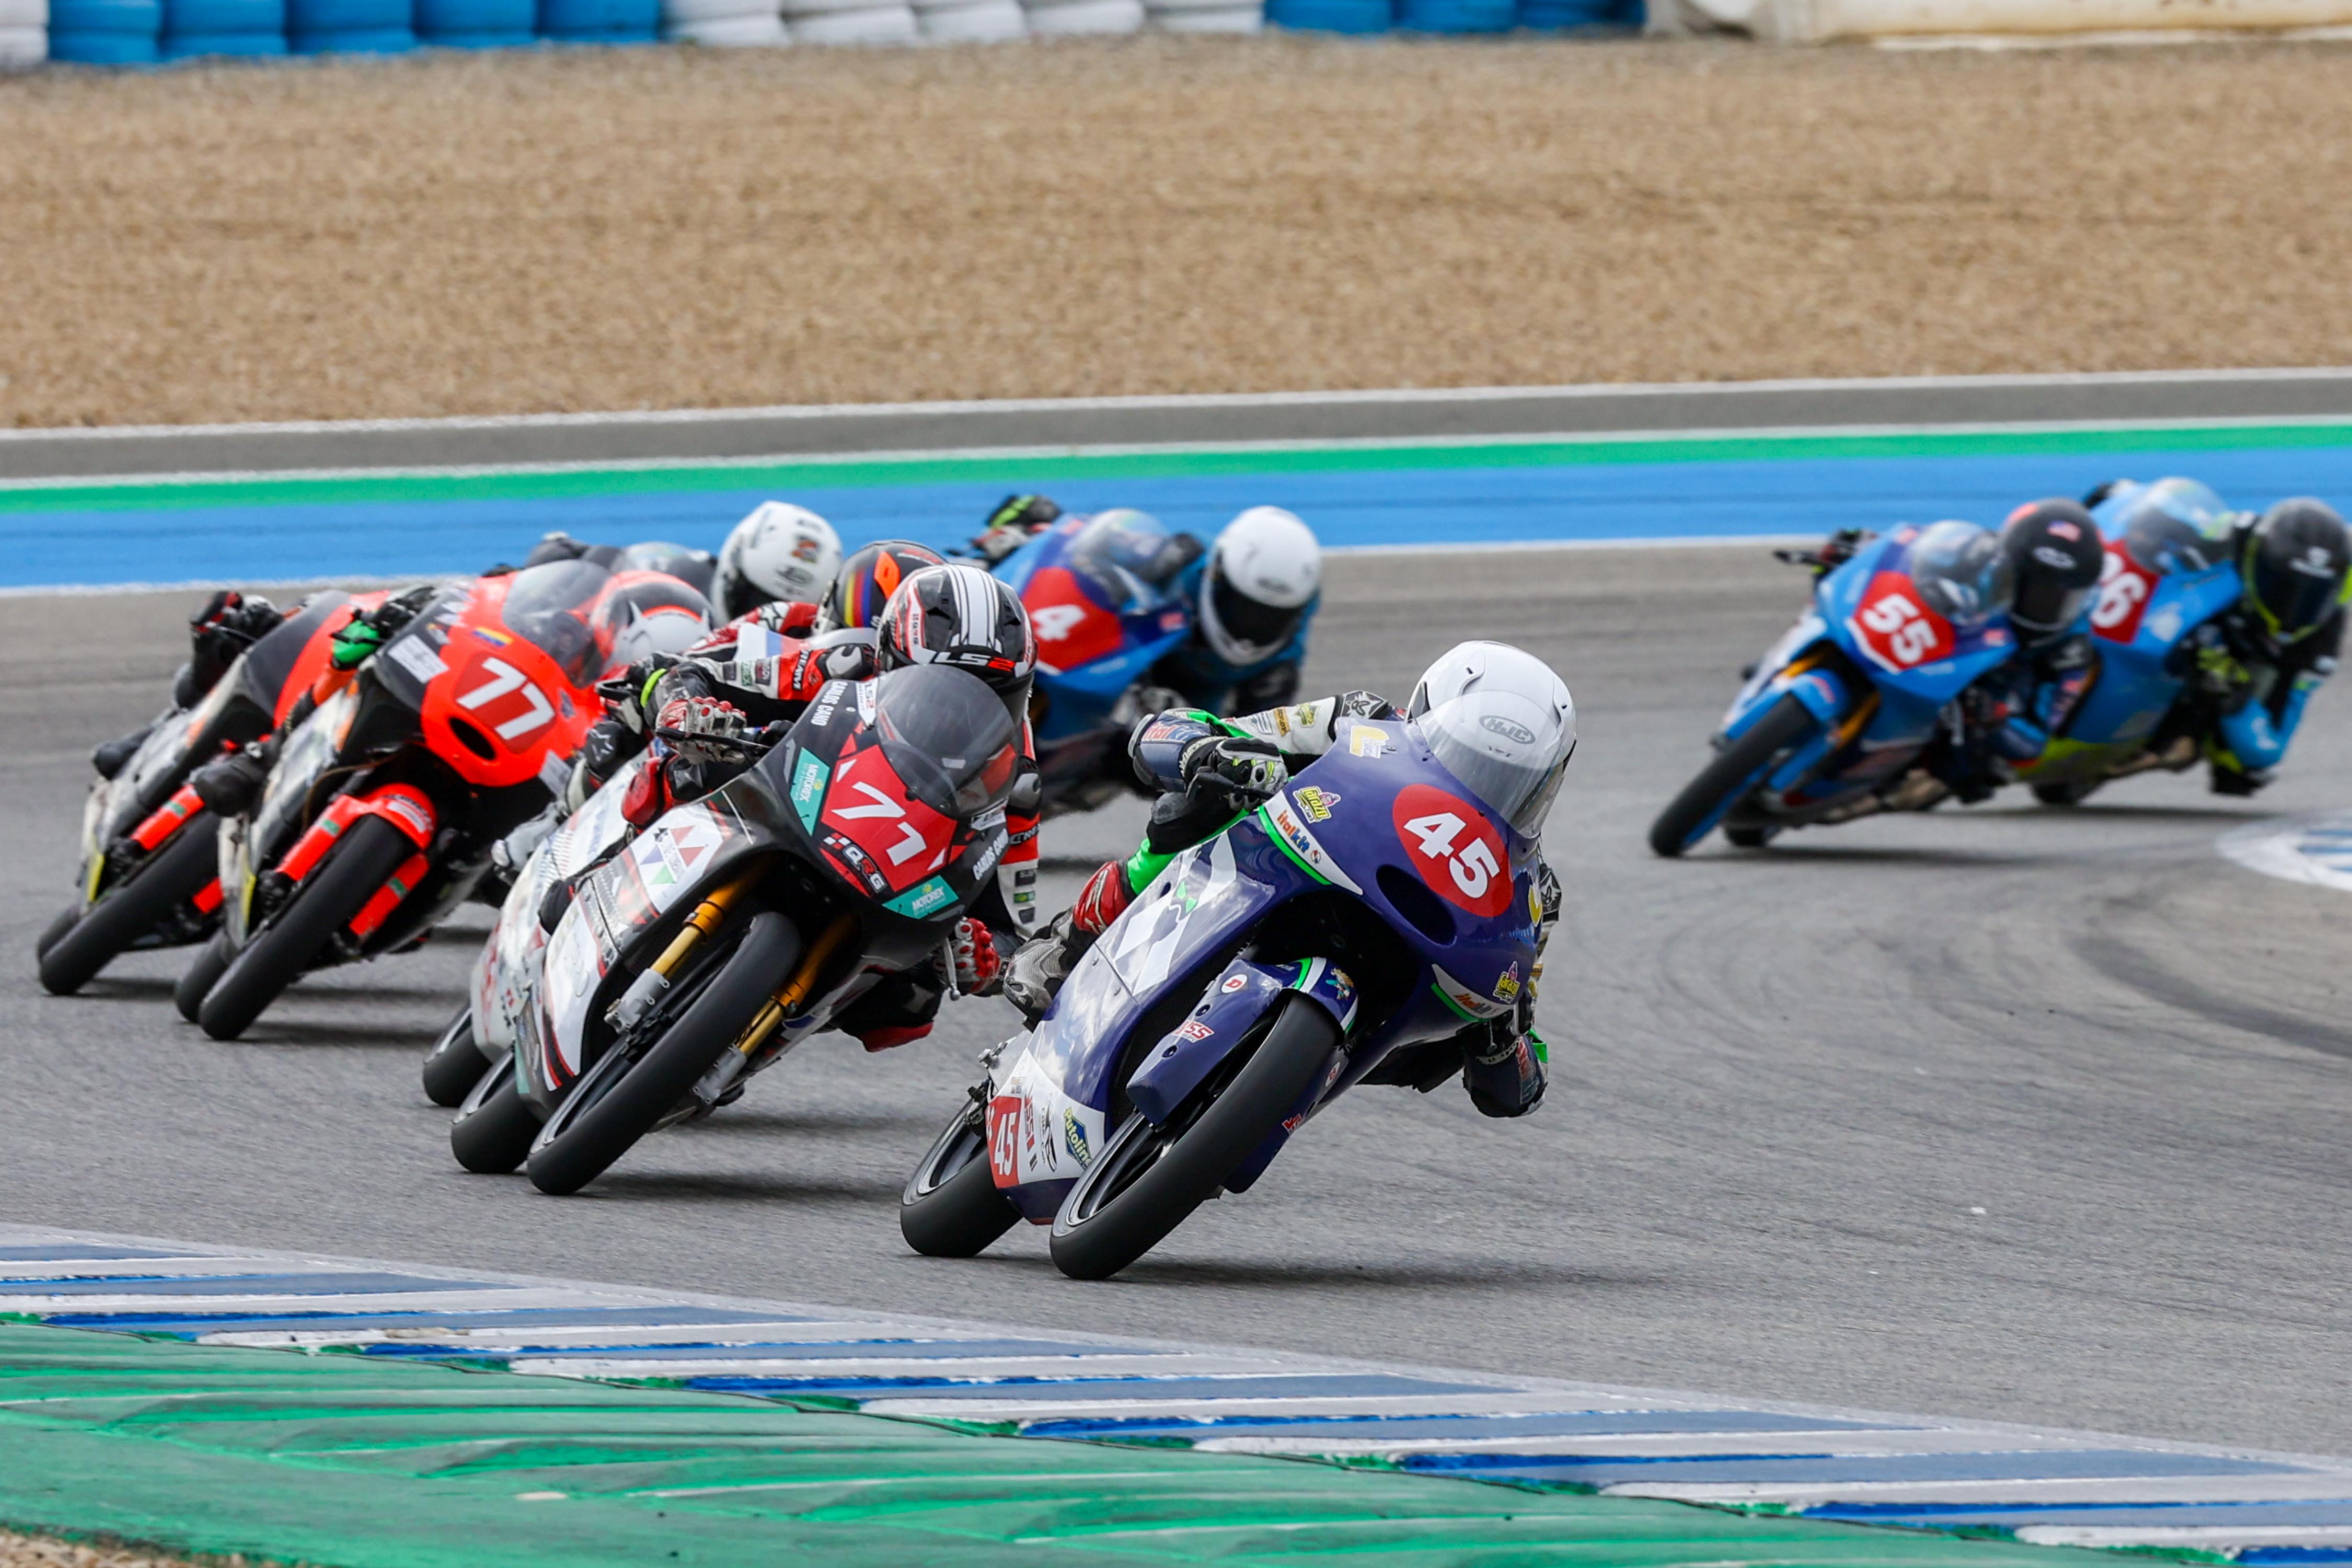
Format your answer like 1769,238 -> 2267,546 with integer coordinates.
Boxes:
174,932 -> 232,1023
526,912 -> 802,1196
901,1102 -> 1020,1258
421,1005 -> 491,1107
1049,993 -> 1340,1282
1648,695 -> 1819,859
449,1052 -> 540,1174
39,816 -> 220,996
198,814 -> 413,1041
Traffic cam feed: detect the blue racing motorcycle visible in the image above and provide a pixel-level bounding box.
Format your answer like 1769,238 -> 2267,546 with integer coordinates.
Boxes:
1650,520 -> 2021,856
2009,493 -> 2241,805
988,509 -> 1198,816
900,709 -> 1541,1279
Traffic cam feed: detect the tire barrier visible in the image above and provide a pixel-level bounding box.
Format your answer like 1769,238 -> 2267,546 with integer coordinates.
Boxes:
1396,0 -> 1509,29
780,0 -> 916,42
537,0 -> 657,41
1262,0 -> 1384,28
1517,0 -> 1633,24
1023,0 -> 1142,31
661,0 -> 785,45
413,0 -> 533,45
48,0 -> 157,58
912,0 -> 1023,38
0,0 -> 43,64
289,0 -> 413,50
160,0 -> 286,53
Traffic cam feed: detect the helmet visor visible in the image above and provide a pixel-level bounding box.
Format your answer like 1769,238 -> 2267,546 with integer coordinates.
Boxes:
2251,556 -> 2345,640
1908,522 -> 2013,629
872,664 -> 1021,820
1416,706 -> 1572,839
2011,576 -> 2093,635
1209,568 -> 1304,656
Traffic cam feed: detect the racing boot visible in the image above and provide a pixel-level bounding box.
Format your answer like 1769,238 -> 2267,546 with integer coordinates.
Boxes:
1004,861 -> 1133,1025
189,743 -> 273,816
90,723 -> 157,781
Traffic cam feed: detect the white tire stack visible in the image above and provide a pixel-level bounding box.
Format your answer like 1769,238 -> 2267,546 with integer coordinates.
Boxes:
664,0 -> 789,43
0,0 -> 45,64
914,0 -> 1022,37
1146,0 -> 1257,26
1022,0 -> 1139,29
785,0 -> 916,40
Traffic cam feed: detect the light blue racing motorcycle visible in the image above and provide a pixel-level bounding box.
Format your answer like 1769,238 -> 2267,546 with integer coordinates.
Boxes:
1650,520 -> 2022,856
2008,488 -> 2241,805
900,707 -> 1552,1279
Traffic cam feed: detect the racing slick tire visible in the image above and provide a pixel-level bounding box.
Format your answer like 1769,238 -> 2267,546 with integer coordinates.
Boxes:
526,911 -> 802,1196
36,906 -> 78,963
900,1101 -> 1021,1258
449,1052 -> 540,1174
1050,991 -> 1340,1282
1648,694 -> 1818,859
421,1004 -> 491,1107
2032,779 -> 2101,806
39,815 -> 219,996
175,932 -> 232,1023
198,814 -> 412,1041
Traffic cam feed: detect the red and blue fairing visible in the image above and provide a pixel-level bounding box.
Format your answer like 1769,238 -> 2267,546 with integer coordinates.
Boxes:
984,713 -> 1540,1223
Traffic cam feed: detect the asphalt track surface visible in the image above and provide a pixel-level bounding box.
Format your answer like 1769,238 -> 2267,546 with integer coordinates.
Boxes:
8,547 -> 2352,1467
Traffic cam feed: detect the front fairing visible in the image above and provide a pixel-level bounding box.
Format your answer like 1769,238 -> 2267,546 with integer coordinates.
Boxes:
1815,530 -> 2017,708
997,522 -> 1190,744
2019,559 -> 2241,775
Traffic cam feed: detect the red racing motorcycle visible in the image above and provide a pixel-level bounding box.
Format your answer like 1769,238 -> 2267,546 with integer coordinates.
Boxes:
187,561 -> 700,1040
38,590 -> 385,997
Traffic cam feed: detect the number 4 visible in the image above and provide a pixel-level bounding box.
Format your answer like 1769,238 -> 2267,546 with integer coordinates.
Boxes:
1405,811 -> 1500,900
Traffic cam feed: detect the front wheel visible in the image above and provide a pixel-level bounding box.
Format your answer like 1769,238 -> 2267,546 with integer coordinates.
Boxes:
421,1005 -> 491,1108
1648,694 -> 1820,859
174,932 -> 232,1023
1049,992 -> 1340,1282
2032,779 -> 2099,807
526,911 -> 802,1196
199,814 -> 414,1041
36,906 -> 78,963
449,1052 -> 540,1174
901,1101 -> 1020,1258
38,815 -> 220,996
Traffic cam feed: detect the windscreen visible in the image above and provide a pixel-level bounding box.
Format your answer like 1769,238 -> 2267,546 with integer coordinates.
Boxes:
499,559 -> 613,686
1908,521 -> 2013,629
1065,509 -> 1192,615
871,663 -> 1020,821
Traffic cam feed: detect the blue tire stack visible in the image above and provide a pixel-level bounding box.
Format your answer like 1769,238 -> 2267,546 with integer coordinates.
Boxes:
290,0 -> 412,48
160,0 -> 286,54
1394,0 -> 1508,29
413,0 -> 532,43
48,0 -> 160,60
1518,0 -> 1636,25
1263,0 -> 1386,28
537,0 -> 654,39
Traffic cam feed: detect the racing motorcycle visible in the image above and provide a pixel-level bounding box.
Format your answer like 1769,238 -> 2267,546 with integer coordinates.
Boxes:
448,662 -> 1024,1196
183,560 -> 687,1040
38,590 -> 383,997
1649,520 -> 2021,856
988,509 -> 1197,815
900,708 -> 1540,1281
419,754 -> 648,1108
2009,500 -> 2242,806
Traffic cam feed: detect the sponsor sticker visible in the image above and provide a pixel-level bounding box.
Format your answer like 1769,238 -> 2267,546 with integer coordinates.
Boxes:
1177,1018 -> 1214,1042
789,749 -> 829,833
387,637 -> 447,684
885,875 -> 955,919
1493,962 -> 1520,1004
1293,785 -> 1340,822
1348,723 -> 1390,757
1061,1109 -> 1091,1168
1221,974 -> 1249,994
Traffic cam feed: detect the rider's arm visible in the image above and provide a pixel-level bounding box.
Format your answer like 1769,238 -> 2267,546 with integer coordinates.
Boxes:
2216,611 -> 2341,774
1459,857 -> 1558,1119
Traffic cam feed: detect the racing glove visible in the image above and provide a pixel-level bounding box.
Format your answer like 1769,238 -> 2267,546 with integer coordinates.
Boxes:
937,917 -> 1005,997
1178,735 -> 1287,810
655,696 -> 751,763
329,587 -> 432,672
971,494 -> 1063,563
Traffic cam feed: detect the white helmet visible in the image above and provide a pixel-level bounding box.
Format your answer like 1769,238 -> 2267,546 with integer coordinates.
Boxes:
1407,641 -> 1576,838
593,573 -> 714,677
1199,506 -> 1321,667
713,502 -> 843,621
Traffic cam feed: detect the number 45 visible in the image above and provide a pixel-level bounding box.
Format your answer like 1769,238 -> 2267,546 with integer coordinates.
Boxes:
1404,811 -> 1500,898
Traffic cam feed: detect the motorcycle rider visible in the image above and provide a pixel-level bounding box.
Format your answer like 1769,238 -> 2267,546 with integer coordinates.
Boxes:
1933,499 -> 2106,800
571,561 -> 1044,1051
1004,641 -> 1572,1120
971,495 -> 1324,712
2174,497 -> 2350,794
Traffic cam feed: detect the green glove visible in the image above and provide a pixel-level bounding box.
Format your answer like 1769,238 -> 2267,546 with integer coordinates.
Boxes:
329,616 -> 387,672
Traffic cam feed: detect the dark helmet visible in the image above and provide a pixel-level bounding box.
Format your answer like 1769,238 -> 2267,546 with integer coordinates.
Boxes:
2241,497 -> 2352,643
877,563 -> 1036,718
616,539 -> 719,599
826,540 -> 946,632
1999,499 -> 2104,636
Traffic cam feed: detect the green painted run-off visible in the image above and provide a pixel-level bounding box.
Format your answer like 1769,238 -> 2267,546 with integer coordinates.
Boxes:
0,1322 -> 2116,1567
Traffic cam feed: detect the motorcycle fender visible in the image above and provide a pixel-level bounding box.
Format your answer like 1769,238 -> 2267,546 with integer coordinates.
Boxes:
273,785 -> 437,886
1125,956 -> 1355,1126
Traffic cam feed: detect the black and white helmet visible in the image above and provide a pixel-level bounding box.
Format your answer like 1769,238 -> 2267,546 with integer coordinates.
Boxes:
877,563 -> 1037,717
712,502 -> 843,620
1199,506 -> 1321,666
